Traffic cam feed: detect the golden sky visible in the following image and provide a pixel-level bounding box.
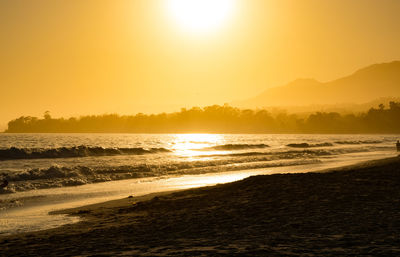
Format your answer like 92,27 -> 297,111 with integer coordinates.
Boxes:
1,0 -> 400,129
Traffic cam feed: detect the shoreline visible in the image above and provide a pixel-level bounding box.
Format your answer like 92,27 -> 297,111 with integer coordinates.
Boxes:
1,156 -> 400,256
52,156 -> 397,217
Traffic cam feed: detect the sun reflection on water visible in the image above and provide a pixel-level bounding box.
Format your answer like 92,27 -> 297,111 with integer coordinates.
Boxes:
171,134 -> 227,158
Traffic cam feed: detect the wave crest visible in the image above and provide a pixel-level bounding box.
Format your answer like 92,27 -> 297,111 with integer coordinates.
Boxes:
334,140 -> 382,145
286,143 -> 333,148
0,146 -> 170,160
201,144 -> 269,151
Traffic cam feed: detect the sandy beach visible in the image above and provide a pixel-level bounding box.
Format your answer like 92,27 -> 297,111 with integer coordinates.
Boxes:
1,156 -> 400,256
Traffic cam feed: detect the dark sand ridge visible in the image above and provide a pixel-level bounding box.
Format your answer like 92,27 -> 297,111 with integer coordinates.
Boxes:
1,157 -> 400,256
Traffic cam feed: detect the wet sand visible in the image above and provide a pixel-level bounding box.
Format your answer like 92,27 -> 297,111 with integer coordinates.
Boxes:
1,157 -> 400,256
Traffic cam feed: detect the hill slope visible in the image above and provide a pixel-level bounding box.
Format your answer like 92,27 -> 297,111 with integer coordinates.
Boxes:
236,61 -> 400,108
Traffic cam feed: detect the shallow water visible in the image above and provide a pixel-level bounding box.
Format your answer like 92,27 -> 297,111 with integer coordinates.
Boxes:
0,133 -> 398,235
0,134 -> 396,192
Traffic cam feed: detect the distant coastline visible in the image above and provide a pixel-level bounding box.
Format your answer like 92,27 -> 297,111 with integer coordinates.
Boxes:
4,102 -> 400,134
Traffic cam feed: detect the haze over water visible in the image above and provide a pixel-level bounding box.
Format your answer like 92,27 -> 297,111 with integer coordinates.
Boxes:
1,1 -> 400,130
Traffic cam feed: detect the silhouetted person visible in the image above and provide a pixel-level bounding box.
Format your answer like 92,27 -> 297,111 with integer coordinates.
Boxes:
397,140 -> 400,152
0,179 -> 8,189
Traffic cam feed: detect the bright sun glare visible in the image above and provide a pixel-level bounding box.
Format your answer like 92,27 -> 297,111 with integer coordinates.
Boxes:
166,0 -> 236,34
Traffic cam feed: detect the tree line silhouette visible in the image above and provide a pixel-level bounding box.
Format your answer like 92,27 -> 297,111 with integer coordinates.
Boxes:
5,102 -> 400,133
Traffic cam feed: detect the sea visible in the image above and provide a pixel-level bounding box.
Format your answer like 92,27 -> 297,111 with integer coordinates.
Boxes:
0,133 -> 398,235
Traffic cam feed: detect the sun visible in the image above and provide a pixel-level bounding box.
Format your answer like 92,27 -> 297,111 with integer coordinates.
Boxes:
165,0 -> 236,34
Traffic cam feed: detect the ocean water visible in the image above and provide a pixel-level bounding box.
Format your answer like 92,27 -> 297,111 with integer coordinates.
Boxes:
0,133 -> 398,235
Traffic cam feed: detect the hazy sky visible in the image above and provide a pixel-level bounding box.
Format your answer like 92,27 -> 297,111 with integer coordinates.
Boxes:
1,0 -> 400,129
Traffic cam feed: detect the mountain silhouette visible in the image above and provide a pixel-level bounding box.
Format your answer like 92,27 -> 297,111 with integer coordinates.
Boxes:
235,61 -> 400,108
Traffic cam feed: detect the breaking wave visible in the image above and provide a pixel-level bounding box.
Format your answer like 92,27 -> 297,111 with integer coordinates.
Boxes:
286,142 -> 333,148
200,146 -> 375,158
334,140 -> 383,145
201,144 -> 269,151
2,144 -> 380,195
0,146 -> 171,161
1,152 -> 323,194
